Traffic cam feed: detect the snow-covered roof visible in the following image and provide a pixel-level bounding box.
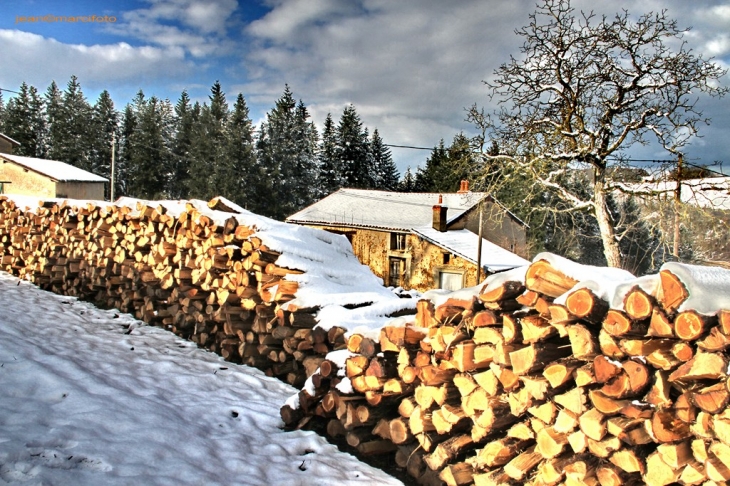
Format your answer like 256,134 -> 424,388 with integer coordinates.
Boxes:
0,153 -> 108,183
413,226 -> 530,273
286,188 -> 490,231
617,177 -> 730,210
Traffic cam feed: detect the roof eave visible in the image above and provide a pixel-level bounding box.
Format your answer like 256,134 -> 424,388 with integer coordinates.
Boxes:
0,134 -> 20,146
0,154 -> 107,183
286,219 -> 411,233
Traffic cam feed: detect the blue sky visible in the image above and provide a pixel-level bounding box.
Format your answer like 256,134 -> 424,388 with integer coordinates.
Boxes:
1,0 -> 729,175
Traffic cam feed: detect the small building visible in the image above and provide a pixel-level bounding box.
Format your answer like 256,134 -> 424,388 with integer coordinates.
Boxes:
0,153 -> 107,200
286,183 -> 530,291
0,133 -> 20,155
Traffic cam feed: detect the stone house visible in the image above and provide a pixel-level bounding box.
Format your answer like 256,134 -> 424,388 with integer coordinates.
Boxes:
286,183 -> 529,292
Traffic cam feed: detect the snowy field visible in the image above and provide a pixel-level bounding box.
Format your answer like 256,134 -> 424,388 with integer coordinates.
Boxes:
0,271 -> 402,486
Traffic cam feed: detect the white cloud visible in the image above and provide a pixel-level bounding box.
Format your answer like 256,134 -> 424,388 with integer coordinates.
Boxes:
240,0 -> 730,173
0,29 -> 191,92
108,0 -> 239,57
242,0 -> 535,170
128,0 -> 237,33
248,0 -> 361,40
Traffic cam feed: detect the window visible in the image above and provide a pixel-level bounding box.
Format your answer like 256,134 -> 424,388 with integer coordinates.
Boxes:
438,271 -> 464,291
442,253 -> 451,265
390,233 -> 406,251
388,257 -> 406,287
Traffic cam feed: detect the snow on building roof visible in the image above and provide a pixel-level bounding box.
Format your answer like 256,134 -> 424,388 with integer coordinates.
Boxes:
0,152 -> 108,183
617,177 -> 730,210
413,226 -> 530,273
286,188 -> 489,231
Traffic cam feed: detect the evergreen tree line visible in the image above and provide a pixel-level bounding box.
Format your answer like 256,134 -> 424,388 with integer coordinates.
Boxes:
0,77 -> 400,220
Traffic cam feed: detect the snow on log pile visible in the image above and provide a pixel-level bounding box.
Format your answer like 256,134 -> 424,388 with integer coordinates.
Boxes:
0,194 -> 415,389
282,251 -> 730,486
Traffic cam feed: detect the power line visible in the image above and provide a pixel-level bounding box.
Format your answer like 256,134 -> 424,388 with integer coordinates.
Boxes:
384,144 -> 433,151
0,87 -> 19,95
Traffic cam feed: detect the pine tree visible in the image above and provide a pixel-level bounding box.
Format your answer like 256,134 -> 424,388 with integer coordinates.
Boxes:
316,113 -> 343,197
28,85 -> 47,158
187,81 -> 229,200
415,139 -> 448,191
291,100 -> 319,208
45,81 -> 63,159
399,167 -> 417,192
256,85 -> 318,219
124,91 -> 174,199
370,128 -> 399,190
89,91 -> 118,197
55,76 -> 93,170
337,104 -> 373,188
220,93 -> 257,206
415,134 -> 474,192
444,133 -> 475,188
115,104 -> 137,198
169,90 -> 196,199
4,83 -> 47,157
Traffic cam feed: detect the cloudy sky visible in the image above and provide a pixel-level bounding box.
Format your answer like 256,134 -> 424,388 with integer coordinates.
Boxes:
1,0 -> 729,174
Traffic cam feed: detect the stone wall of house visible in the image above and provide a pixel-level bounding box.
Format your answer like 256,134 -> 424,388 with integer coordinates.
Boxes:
407,234 -> 479,291
301,224 -> 481,292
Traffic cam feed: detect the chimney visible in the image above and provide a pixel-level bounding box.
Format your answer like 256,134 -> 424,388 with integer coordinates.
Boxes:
432,194 -> 448,232
457,180 -> 469,193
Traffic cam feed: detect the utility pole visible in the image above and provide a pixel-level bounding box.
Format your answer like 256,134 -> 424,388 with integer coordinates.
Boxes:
476,202 -> 484,284
673,153 -> 683,259
110,132 -> 116,202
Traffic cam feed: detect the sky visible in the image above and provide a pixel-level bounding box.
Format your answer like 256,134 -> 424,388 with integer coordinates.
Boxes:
0,0 -> 729,175
0,270 -> 405,486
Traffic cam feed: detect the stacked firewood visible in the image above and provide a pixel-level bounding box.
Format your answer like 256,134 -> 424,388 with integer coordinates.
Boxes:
0,195 -> 371,387
282,255 -> 730,486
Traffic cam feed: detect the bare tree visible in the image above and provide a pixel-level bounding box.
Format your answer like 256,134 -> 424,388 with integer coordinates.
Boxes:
470,0 -> 727,268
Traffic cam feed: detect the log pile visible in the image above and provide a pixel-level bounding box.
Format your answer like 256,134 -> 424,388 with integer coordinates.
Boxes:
282,254 -> 730,486
0,195 -> 410,388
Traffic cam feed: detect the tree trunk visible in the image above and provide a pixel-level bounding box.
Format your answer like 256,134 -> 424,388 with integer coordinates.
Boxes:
594,172 -> 623,268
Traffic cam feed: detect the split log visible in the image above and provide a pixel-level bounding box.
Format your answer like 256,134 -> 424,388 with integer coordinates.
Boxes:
479,280 -> 524,303
675,310 -> 716,341
565,288 -> 609,324
510,340 -> 572,376
525,260 -> 579,298
623,285 -> 656,321
658,268 -> 689,313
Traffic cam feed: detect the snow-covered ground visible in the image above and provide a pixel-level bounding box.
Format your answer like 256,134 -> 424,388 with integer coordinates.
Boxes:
0,271 -> 402,486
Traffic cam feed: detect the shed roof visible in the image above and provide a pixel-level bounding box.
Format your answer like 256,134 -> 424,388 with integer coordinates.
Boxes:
286,188 -> 488,231
413,226 -> 529,273
0,153 -> 107,183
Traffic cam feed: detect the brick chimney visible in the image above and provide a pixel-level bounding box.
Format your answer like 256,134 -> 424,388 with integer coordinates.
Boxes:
432,194 -> 448,232
457,180 -> 469,193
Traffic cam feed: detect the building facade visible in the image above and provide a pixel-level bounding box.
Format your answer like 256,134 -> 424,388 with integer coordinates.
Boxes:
287,185 -> 529,292
0,153 -> 107,200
